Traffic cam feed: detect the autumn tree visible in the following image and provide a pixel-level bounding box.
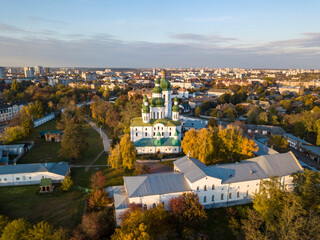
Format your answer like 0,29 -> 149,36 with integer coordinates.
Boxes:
0,215 -> 9,235
0,126 -> 25,144
120,134 -> 136,170
61,176 -> 73,191
169,193 -> 207,238
266,135 -> 288,152
0,218 -> 31,240
27,221 -> 54,240
10,79 -> 20,93
59,123 -> 88,160
195,106 -> 201,116
88,190 -> 111,212
90,171 -> 106,191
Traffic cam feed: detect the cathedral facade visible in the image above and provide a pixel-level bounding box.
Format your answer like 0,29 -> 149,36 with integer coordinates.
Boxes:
130,70 -> 182,154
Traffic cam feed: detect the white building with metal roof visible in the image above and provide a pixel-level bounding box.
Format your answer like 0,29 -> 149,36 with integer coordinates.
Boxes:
0,162 -> 70,186
111,152 -> 303,226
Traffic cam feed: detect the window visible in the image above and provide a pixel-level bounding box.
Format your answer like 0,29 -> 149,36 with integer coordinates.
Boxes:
4,178 -> 7,181
136,132 -> 138,136
229,193 -> 232,199
162,132 -> 164,136
158,126 -> 160,130
157,112 -> 159,119
153,132 -> 155,136
221,194 -> 224,200
153,203 -> 156,208
169,132 -> 171,136
212,184 -> 215,190
16,177 -> 20,181
212,195 -> 215,202
247,185 -> 249,187
204,185 -> 207,191
169,128 -> 171,131
237,192 -> 240,198
161,112 -> 162,118
204,196 -> 207,203
23,176 -> 26,180
143,204 -> 147,210
197,186 -> 199,191
246,190 -> 249,197
145,133 -> 147,136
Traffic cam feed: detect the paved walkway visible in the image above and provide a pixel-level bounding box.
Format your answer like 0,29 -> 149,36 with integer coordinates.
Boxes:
85,119 -> 110,153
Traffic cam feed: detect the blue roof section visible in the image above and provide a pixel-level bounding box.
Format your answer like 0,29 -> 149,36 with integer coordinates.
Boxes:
301,144 -> 320,156
0,162 -> 69,176
181,119 -> 207,129
253,139 -> 278,156
284,133 -> 310,145
134,138 -> 181,147
124,172 -> 192,198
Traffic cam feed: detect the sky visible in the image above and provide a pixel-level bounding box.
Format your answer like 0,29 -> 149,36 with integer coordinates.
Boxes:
0,0 -> 320,68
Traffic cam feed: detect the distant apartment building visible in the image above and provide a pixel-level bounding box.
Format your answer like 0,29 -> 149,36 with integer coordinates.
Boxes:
24,67 -> 34,78
279,86 -> 304,95
81,72 -> 97,81
44,67 -> 50,74
207,89 -> 233,97
34,66 -> 44,74
0,67 -> 5,79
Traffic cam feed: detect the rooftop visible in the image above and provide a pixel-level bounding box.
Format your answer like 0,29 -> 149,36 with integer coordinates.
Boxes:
131,117 -> 181,127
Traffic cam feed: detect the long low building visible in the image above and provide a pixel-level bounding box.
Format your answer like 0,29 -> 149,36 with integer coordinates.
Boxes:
111,152 -> 303,225
0,162 -> 70,186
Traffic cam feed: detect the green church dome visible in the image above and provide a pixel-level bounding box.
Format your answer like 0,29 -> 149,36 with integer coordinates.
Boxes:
150,98 -> 165,107
160,78 -> 171,91
155,78 -> 160,85
172,105 -> 179,112
143,95 -> 148,102
142,104 -> 150,113
153,86 -> 162,94
173,97 -> 179,102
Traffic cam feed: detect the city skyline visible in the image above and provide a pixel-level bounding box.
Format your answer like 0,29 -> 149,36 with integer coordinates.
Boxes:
0,0 -> 320,68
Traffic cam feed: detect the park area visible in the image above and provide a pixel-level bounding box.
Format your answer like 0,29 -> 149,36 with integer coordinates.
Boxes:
0,185 -> 85,228
19,119 -> 105,165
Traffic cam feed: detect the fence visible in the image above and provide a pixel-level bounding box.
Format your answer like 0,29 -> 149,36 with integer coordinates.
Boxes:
34,113 -> 56,128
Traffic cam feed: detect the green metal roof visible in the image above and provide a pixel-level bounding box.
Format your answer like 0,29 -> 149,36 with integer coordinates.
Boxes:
150,97 -> 165,107
142,105 -> 150,113
40,178 -> 52,187
131,117 -> 181,127
134,137 -> 181,147
153,86 -> 162,94
160,78 -> 171,91
40,130 -> 63,137
172,105 -> 179,112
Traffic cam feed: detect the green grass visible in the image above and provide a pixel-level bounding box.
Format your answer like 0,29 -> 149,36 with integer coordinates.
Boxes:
71,166 -> 133,188
19,120 -> 104,165
0,185 -> 85,228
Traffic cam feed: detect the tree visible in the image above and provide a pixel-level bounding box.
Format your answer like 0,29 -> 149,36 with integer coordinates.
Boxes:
208,118 -> 217,128
120,134 -> 137,170
0,215 -> 9,235
169,193 -> 207,238
61,176 -> 73,191
80,209 -> 114,240
19,106 -> 34,136
90,171 -> 106,191
257,112 -> 268,125
247,107 -> 261,124
108,144 -> 122,169
133,163 -> 150,175
195,106 -> 201,116
266,135 -> 288,152
59,123 -> 88,160
10,79 -> 20,93
88,190 -> 111,212
294,121 -> 305,139
27,221 -> 53,240
29,101 -> 44,119
0,126 -> 25,144
0,218 -> 31,240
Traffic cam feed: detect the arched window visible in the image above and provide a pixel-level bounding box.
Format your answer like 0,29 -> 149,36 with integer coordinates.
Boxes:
204,185 -> 207,191
212,195 -> 214,202
221,193 -> 224,200
152,203 -> 156,208
203,196 -> 207,203
229,193 -> 232,199
237,192 -> 240,198
157,112 -> 159,119
212,184 -> 215,190
143,204 -> 147,210
163,94 -> 165,100
197,186 -> 199,191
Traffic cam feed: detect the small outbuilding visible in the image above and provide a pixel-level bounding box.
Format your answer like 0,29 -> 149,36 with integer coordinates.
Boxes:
40,178 -> 53,193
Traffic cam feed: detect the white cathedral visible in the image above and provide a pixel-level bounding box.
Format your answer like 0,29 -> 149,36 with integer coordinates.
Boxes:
130,70 -> 182,154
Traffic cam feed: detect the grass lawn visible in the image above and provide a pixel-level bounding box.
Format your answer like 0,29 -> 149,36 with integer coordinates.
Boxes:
0,185 -> 85,229
19,120 -> 104,165
71,166 -> 133,188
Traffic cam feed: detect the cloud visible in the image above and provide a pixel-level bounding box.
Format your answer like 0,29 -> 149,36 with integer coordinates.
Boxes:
170,33 -> 238,43
0,23 -> 26,33
27,16 -> 69,25
0,29 -> 319,68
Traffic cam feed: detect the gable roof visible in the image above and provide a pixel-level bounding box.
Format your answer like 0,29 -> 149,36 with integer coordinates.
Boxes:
174,152 -> 303,184
124,172 -> 191,198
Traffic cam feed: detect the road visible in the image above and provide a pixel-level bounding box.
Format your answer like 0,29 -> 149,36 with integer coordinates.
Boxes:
85,119 -> 110,153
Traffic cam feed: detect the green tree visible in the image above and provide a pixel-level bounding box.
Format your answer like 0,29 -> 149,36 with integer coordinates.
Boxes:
0,126 -> 25,144
247,107 -> 261,124
0,218 -> 31,240
257,112 -> 268,125
294,121 -> 305,139
59,123 -> 88,159
61,176 -> 73,191
0,215 -> 9,235
266,135 -> 288,152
